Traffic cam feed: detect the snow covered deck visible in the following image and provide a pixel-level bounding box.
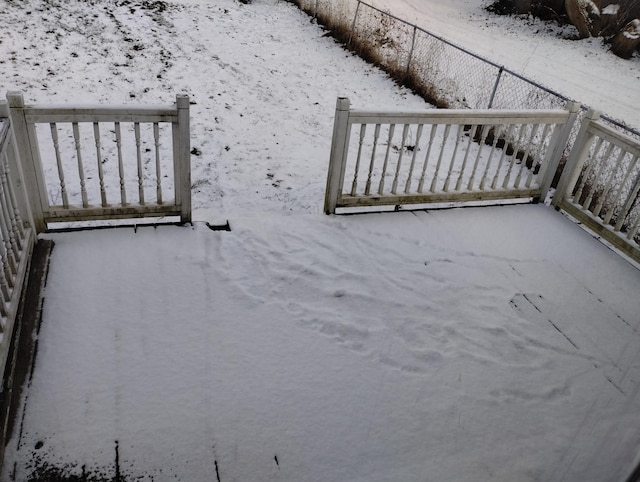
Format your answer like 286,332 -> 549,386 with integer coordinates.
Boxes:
4,205 -> 640,481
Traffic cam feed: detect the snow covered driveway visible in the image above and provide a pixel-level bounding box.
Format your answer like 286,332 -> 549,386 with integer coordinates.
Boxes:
5,205 -> 640,481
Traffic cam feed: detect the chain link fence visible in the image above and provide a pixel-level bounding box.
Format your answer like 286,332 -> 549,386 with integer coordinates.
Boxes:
288,0 -> 639,135
287,0 -> 640,237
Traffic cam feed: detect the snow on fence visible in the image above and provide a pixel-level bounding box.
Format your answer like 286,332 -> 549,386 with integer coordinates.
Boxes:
554,110 -> 640,263
0,115 -> 36,381
6,92 -> 191,232
324,98 -> 579,214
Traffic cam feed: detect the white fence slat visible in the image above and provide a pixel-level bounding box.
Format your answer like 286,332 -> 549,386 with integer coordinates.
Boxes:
134,122 -> 145,205
391,124 -> 410,195
175,94 -> 191,223
404,123 -> 423,193
93,122 -> 107,207
7,91 -> 190,230
49,123 -> 69,209
593,149 -> 627,217
443,124 -> 463,192
153,122 -> 163,205
326,98 -> 576,213
603,156 -> 640,227
351,124 -> 367,196
71,122 -> 89,208
502,124 -> 527,189
364,124 -> 380,196
430,123 -> 452,193
115,122 -> 127,206
417,124 -> 438,193
468,125 -> 490,190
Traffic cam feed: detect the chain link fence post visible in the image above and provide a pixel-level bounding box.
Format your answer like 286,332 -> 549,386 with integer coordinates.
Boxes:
487,66 -> 504,109
347,0 -> 361,48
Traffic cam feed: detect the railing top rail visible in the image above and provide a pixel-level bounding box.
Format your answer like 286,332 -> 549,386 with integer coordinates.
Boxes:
599,113 -> 640,139
347,108 -> 572,126
23,105 -> 179,124
589,119 -> 640,158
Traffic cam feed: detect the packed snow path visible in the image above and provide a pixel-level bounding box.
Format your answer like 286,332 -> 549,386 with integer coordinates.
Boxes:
4,206 -> 640,481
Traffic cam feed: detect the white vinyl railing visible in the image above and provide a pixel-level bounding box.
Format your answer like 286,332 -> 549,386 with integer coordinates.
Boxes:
7,92 -> 191,232
324,98 -> 579,214
0,117 -> 36,379
554,110 -> 640,263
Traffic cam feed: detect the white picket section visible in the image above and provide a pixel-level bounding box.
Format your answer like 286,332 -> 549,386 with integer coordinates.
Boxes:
7,92 -> 191,231
554,110 -> 640,263
0,116 -> 36,380
325,98 -> 579,214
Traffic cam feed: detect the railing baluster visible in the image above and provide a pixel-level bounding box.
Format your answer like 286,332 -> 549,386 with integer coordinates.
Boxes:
467,125 -> 490,190
404,124 -> 423,194
491,124 -> 515,189
573,138 -> 605,202
514,123 -> 540,188
525,123 -> 551,188
430,124 -> 452,193
0,266 -> 10,317
627,212 -> 640,241
154,122 -> 163,204
0,203 -> 16,283
114,122 -> 127,206
443,125 -> 463,192
502,124 -> 528,189
603,155 -> 638,225
93,123 -> 107,207
49,123 -> 69,208
593,149 -> 627,217
351,124 -> 367,196
378,124 -> 396,195
391,124 -> 410,194
455,125 -> 477,191
614,168 -> 640,232
72,122 -> 89,208
134,122 -> 145,205
0,156 -> 21,252
480,124 -> 501,190
364,124 -> 380,196
583,142 -> 615,210
417,125 -> 438,193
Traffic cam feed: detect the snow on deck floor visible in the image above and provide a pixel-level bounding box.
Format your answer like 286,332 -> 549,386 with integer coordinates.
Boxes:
4,205 -> 640,481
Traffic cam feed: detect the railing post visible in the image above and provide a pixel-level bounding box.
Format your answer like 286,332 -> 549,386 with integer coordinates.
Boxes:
537,101 -> 580,202
174,94 -> 191,224
552,107 -> 601,209
6,92 -> 47,233
324,97 -> 351,215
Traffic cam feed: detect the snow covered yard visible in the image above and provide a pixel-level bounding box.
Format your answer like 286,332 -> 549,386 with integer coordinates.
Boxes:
2,0 -> 640,479
4,205 -> 640,481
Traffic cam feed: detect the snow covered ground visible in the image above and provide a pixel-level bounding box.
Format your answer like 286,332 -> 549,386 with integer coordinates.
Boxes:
5,206 -> 640,481
2,0 -> 640,480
